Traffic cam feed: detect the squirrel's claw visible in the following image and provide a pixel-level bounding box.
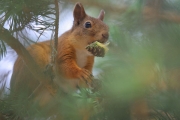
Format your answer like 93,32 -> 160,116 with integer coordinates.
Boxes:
78,68 -> 94,88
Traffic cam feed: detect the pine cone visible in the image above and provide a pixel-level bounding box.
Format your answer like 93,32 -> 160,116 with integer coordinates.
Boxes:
86,41 -> 109,57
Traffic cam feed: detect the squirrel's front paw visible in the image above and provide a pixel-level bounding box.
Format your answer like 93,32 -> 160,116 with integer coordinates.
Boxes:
78,68 -> 94,87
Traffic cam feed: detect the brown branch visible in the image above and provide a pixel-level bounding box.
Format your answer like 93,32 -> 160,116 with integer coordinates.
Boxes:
0,26 -> 59,97
143,6 -> 180,24
69,0 -> 128,14
45,0 -> 60,82
51,0 -> 60,64
145,0 -> 163,10
0,1 -> 60,97
54,0 -> 59,52
160,11 -> 180,23
0,26 -> 50,89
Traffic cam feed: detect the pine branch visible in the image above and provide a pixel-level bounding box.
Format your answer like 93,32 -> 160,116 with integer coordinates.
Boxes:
51,0 -> 60,64
54,0 -> 59,52
0,26 -> 54,97
0,0 -> 55,32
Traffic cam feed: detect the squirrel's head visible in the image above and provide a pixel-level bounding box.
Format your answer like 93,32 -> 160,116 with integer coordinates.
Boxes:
71,3 -> 109,48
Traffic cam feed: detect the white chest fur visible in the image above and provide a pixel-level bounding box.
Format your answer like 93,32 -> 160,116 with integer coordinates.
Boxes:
75,49 -> 92,68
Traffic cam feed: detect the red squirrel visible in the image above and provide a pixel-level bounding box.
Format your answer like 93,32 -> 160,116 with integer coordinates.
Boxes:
10,3 -> 109,99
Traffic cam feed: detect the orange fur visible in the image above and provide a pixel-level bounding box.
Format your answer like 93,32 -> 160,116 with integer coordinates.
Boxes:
10,2 -> 109,119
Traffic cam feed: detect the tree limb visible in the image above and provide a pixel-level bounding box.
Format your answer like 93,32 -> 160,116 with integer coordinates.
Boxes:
0,26 -> 50,89
160,11 -> 180,23
50,0 -> 60,64
54,0 -> 59,52
69,0 -> 180,24
69,0 -> 128,14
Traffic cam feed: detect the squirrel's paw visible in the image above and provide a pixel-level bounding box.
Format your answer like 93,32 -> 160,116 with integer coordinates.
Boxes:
78,68 -> 94,87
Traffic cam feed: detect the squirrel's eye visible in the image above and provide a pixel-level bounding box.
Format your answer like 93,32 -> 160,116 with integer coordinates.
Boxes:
85,22 -> 91,28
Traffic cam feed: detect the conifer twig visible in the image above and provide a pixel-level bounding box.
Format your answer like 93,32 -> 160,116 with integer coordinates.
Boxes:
54,0 -> 60,53
50,0 -> 60,64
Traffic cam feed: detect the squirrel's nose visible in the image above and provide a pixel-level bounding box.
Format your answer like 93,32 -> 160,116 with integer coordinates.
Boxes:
102,33 -> 109,39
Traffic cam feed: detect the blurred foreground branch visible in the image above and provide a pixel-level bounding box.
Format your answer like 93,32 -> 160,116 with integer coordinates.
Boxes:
69,0 -> 128,14
70,0 -> 180,24
143,6 -> 180,24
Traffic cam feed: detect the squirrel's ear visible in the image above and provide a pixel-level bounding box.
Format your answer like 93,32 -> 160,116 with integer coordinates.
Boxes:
98,10 -> 105,21
73,3 -> 86,24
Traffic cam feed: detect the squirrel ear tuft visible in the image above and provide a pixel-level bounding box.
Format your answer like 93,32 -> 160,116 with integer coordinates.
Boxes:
98,10 -> 105,21
73,2 -> 86,24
